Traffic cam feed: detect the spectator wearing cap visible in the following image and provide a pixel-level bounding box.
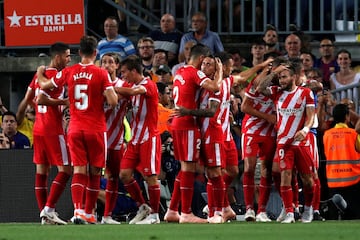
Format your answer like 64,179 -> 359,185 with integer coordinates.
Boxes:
156,82 -> 174,135
150,49 -> 168,82
156,64 -> 173,85
148,13 -> 183,68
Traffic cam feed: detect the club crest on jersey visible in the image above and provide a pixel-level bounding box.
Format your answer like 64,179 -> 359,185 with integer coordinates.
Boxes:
56,71 -> 63,79
296,97 -> 303,105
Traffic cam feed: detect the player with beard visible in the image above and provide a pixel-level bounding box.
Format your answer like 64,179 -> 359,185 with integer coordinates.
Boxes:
257,60 -> 316,223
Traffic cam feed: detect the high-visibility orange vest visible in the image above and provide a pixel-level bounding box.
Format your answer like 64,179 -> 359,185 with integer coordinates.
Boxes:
323,126 -> 360,188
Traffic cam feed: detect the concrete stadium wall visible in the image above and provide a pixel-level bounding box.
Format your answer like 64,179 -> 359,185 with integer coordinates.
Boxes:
0,150 -> 73,223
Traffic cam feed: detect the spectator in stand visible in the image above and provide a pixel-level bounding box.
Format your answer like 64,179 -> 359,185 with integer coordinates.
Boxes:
137,37 -> 155,73
0,132 -> 10,149
179,12 -> 224,54
172,40 -> 196,76
263,25 -> 282,59
16,105 -> 35,147
329,49 -> 360,100
156,64 -> 173,85
314,38 -> 339,90
150,49 -> 168,82
0,96 -> 35,146
156,82 -> 173,135
245,38 -> 266,68
228,48 -> 248,74
148,13 -> 183,67
1,111 -> 30,149
300,51 -> 316,72
97,16 -> 136,60
283,34 -> 302,59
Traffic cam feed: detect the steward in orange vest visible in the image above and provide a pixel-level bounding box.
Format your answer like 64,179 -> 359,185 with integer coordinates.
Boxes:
323,104 -> 360,188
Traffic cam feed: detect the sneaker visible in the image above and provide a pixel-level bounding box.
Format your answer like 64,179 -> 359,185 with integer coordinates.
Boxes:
40,209 -> 67,225
164,209 -> 180,223
222,206 -> 236,222
129,204 -> 151,224
301,206 -> 313,223
313,212 -> 325,221
136,213 -> 160,224
71,210 -> 96,224
202,205 -> 209,215
41,217 -> 53,225
79,213 -> 97,224
208,212 -> 224,224
281,212 -> 295,223
256,212 -> 272,222
276,207 -> 286,222
101,216 -> 121,224
244,208 -> 256,222
179,213 -> 208,224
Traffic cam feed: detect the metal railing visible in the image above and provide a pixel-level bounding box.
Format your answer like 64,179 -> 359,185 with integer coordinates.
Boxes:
331,82 -> 360,113
1,0 -> 359,49
105,0 -> 360,35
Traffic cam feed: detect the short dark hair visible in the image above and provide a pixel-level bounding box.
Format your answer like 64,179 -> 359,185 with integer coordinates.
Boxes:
49,42 -> 70,59
2,111 -> 17,123
332,104 -> 349,124
121,55 -> 143,74
190,43 -> 211,59
214,51 -> 232,65
79,36 -> 98,56
251,38 -> 266,47
101,52 -> 121,65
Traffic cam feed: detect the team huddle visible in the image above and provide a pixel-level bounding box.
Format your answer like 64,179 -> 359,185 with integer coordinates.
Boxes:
29,35 -> 320,225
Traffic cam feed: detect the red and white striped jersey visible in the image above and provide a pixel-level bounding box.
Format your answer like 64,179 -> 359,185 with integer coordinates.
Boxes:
269,85 -> 315,146
127,77 -> 159,145
242,83 -> 276,137
198,88 -> 223,143
105,78 -> 129,150
219,76 -> 234,142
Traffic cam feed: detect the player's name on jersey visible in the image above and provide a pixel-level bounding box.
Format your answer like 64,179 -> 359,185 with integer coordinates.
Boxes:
73,72 -> 93,81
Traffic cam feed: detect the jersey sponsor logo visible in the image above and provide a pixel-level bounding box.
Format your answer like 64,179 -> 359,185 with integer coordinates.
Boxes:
173,74 -> 185,85
278,107 -> 304,116
4,0 -> 84,46
197,70 -> 206,79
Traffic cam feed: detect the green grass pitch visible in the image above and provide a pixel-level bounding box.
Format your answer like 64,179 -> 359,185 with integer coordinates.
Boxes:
1,221 -> 360,240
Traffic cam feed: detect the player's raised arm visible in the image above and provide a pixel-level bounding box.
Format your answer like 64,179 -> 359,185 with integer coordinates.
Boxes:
201,57 -> 223,93
36,65 -> 56,90
233,58 -> 273,86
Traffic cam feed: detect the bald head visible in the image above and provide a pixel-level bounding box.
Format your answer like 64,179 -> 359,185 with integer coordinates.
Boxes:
160,13 -> 175,33
285,34 -> 301,58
